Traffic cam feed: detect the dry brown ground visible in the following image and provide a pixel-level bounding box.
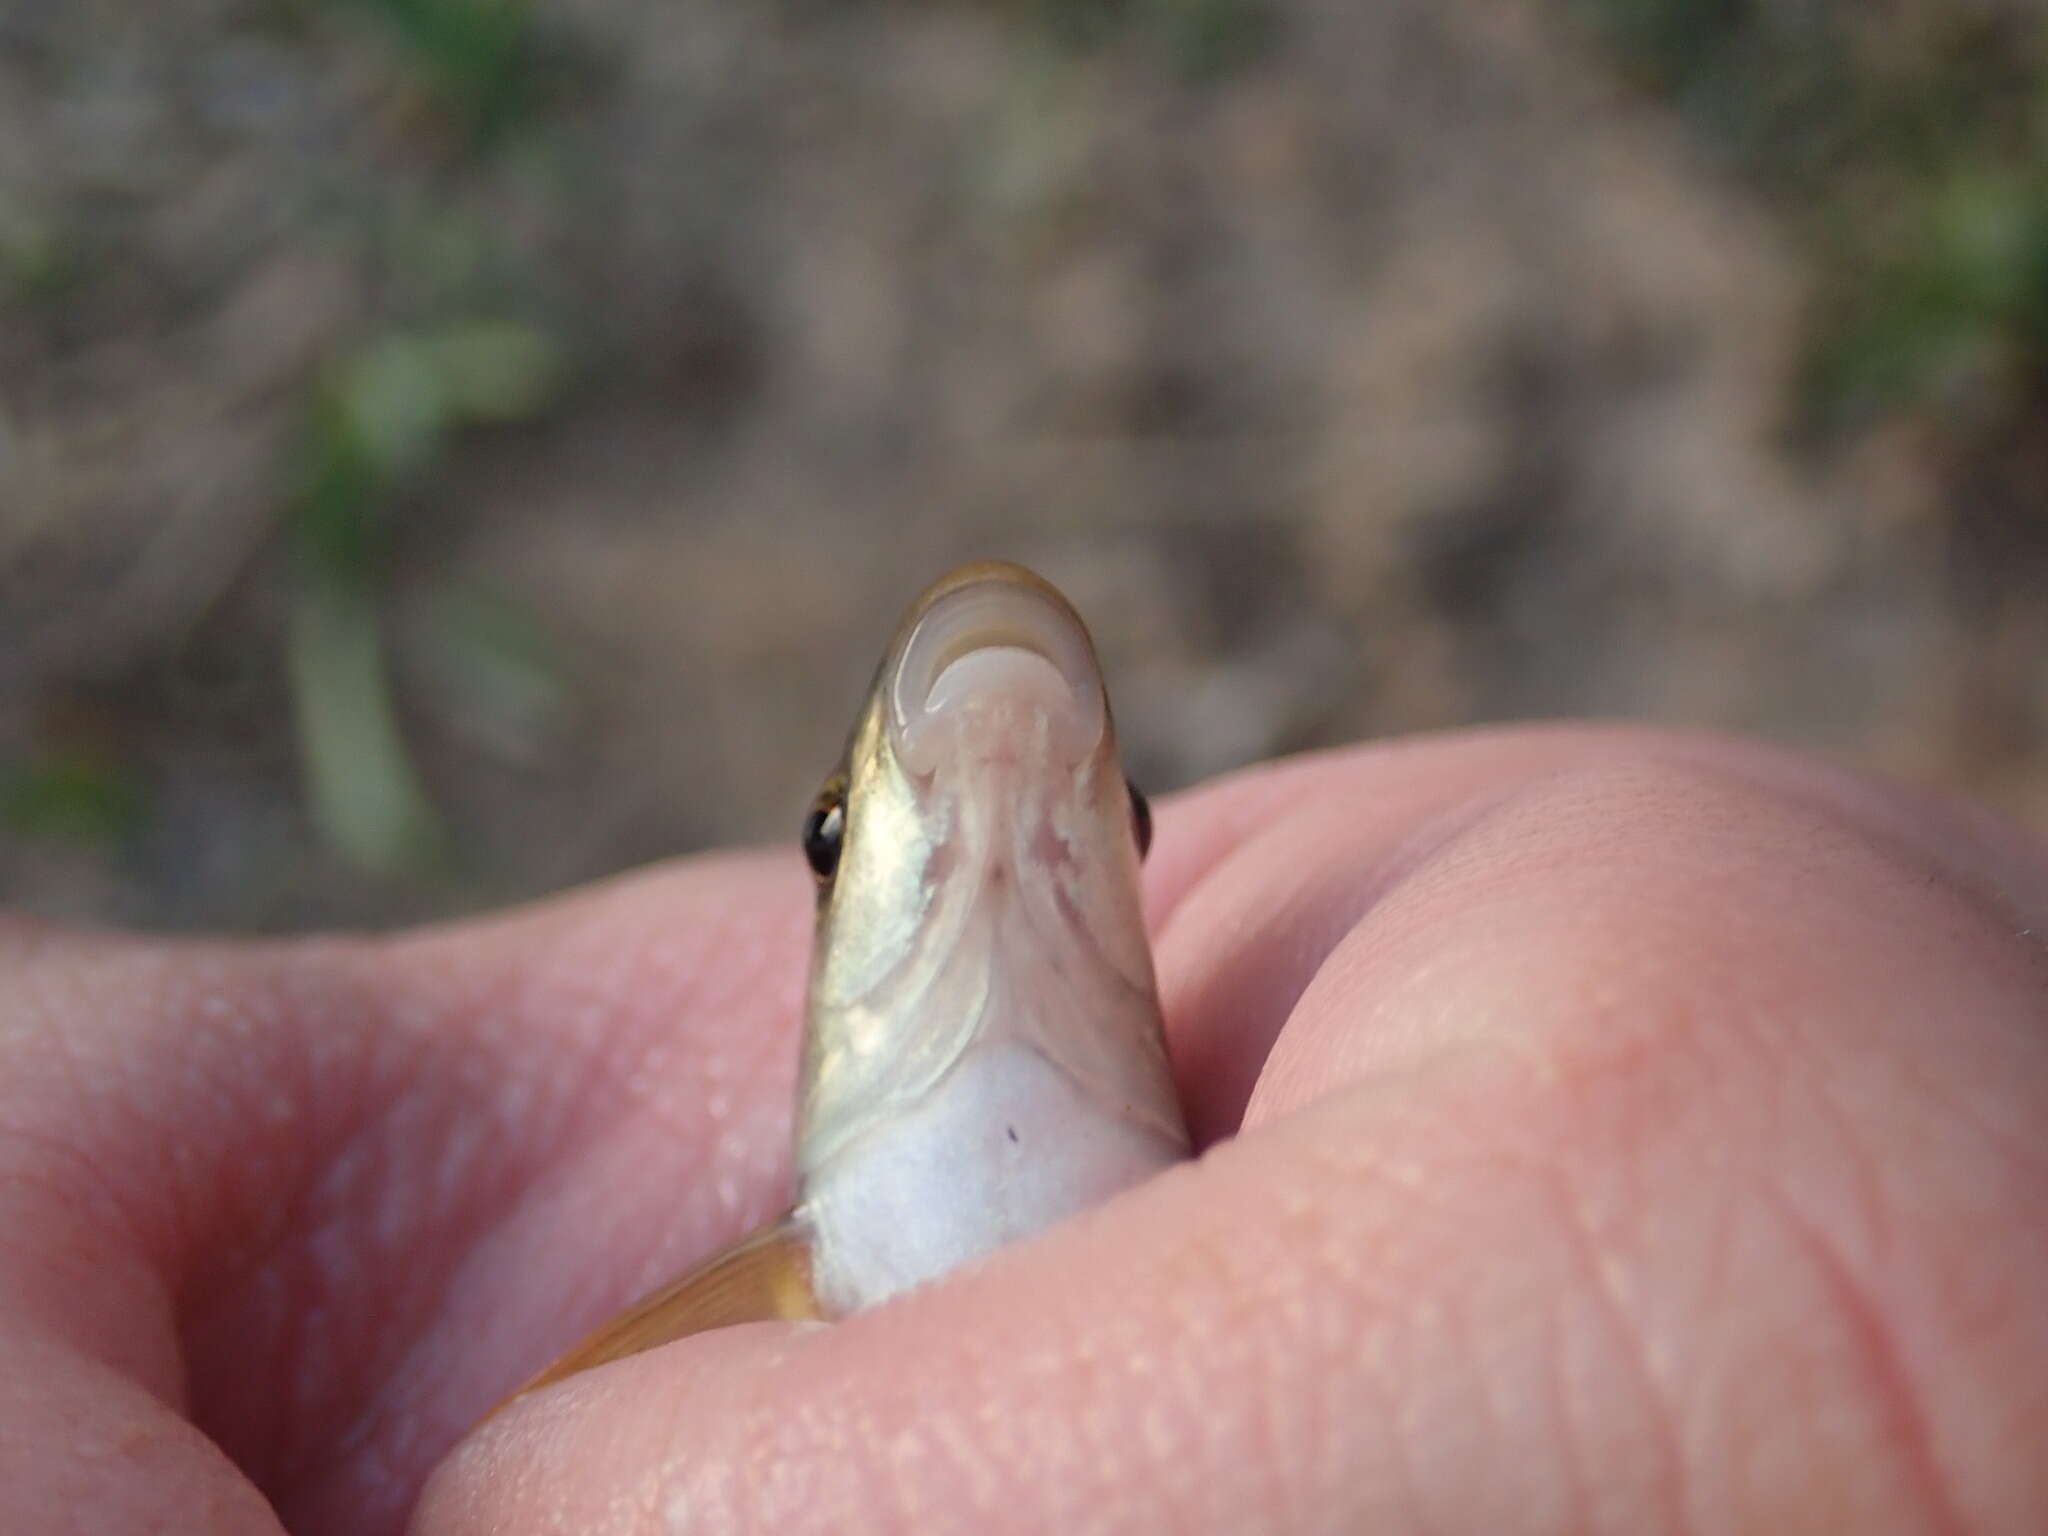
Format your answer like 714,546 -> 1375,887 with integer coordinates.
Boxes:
2,0 -> 2043,930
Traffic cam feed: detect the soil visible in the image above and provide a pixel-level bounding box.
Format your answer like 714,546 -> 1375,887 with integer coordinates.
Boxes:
3,0 -> 2044,931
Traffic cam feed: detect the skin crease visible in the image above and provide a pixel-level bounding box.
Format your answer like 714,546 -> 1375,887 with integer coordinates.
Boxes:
0,731 -> 2044,1532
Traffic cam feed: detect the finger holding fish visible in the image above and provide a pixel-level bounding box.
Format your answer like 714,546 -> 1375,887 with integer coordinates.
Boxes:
421,733 -> 2048,1536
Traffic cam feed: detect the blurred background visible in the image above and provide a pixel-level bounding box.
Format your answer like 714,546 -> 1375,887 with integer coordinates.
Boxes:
2,0 -> 2045,932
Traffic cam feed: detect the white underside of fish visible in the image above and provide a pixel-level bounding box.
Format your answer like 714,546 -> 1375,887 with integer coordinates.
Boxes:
801,1036 -> 1185,1313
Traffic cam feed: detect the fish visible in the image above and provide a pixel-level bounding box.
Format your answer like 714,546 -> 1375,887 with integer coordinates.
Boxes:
510,560 -> 1189,1398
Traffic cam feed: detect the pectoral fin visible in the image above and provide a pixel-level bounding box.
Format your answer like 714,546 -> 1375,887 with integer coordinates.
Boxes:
502,1212 -> 820,1407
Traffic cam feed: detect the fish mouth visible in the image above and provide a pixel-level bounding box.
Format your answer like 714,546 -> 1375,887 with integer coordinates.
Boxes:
887,573 -> 1106,776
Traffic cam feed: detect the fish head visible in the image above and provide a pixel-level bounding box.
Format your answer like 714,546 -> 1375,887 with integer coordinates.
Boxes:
795,561 -> 1176,1181
496,563 -> 1184,1394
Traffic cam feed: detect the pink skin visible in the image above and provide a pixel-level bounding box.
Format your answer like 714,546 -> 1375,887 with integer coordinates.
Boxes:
2,728 -> 2047,1534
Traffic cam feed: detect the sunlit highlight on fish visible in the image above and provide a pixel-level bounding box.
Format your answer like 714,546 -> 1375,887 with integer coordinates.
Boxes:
510,561 -> 1189,1396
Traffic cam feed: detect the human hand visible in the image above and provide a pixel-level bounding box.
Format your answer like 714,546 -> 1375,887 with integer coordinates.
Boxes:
4,729 -> 2046,1533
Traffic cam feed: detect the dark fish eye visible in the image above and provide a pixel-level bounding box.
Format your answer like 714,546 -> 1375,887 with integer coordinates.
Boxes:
1127,779 -> 1152,861
802,790 -> 845,882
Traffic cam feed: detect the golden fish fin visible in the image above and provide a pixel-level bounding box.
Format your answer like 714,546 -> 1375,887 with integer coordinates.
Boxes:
502,1212 -> 819,1407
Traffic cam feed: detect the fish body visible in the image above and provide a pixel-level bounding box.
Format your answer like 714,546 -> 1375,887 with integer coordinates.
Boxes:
513,561 -> 1187,1394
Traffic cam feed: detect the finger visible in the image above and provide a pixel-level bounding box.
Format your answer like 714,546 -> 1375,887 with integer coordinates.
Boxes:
1151,725 -> 2048,1140
0,1331 -> 283,1536
1234,744 -> 2048,1123
0,855 -> 814,1534
415,741 -> 2048,1534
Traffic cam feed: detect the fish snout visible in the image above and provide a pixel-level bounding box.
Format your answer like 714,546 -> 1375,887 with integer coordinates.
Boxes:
890,575 -> 1105,775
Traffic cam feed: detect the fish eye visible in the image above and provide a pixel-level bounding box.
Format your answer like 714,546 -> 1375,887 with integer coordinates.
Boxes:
1127,779 -> 1152,861
802,785 -> 846,882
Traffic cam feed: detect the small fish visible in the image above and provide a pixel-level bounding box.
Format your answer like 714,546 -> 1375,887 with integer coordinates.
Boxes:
513,561 -> 1189,1396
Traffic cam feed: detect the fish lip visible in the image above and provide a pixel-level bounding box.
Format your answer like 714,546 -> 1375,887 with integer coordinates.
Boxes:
887,573 -> 1107,775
